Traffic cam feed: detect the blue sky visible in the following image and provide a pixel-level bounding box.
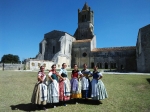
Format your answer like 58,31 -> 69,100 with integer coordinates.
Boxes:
0,0 -> 150,61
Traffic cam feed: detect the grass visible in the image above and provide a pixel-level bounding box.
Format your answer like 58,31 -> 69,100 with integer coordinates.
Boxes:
0,71 -> 150,112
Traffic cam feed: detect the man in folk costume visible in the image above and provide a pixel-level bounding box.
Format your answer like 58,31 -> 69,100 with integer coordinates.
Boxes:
47,64 -> 64,108
70,64 -> 83,104
59,63 -> 71,106
31,66 -> 47,111
81,63 -> 91,99
91,65 -> 108,103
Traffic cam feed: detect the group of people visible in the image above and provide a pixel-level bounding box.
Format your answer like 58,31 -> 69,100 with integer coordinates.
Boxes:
31,63 -> 108,110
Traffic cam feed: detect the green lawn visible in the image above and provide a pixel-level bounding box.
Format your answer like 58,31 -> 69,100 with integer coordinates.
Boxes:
0,71 -> 150,112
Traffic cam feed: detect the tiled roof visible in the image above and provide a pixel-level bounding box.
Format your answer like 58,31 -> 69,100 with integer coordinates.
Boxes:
73,39 -> 92,43
92,46 -> 136,52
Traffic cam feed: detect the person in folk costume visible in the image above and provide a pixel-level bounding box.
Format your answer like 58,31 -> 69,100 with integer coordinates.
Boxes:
81,63 -> 92,99
90,65 -> 108,103
47,64 -> 64,108
70,64 -> 83,104
31,66 -> 47,111
59,63 -> 71,106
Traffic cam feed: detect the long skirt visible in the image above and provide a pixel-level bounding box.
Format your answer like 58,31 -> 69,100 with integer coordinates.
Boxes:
47,80 -> 59,103
31,82 -> 47,105
81,77 -> 91,98
59,78 -> 71,101
91,79 -> 108,100
70,78 -> 82,98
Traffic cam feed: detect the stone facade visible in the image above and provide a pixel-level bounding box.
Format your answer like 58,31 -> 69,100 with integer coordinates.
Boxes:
24,3 -> 149,72
25,30 -> 75,70
25,59 -> 54,70
74,3 -> 94,40
136,24 -> 150,72
72,3 -> 136,71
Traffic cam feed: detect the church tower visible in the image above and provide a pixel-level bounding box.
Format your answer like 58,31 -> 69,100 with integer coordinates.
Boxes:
74,3 -> 94,40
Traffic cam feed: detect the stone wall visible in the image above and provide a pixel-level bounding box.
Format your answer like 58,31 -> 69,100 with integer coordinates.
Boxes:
25,59 -> 54,70
136,24 -> 150,72
0,63 -> 24,70
72,46 -> 137,71
91,47 -> 137,71
72,39 -> 91,68
25,58 -> 71,70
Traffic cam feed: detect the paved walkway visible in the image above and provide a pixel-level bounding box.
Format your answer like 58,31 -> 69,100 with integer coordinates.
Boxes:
102,72 -> 150,75
13,70 -> 150,75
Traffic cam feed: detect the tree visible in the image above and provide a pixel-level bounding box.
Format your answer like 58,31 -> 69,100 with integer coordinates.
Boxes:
1,54 -> 20,63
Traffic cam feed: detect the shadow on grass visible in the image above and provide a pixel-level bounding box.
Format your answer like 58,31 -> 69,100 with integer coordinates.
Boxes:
66,99 -> 102,105
146,78 -> 150,84
10,103 -> 38,111
10,99 -> 101,111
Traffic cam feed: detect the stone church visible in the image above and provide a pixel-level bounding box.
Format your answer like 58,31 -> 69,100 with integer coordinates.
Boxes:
25,3 -> 150,73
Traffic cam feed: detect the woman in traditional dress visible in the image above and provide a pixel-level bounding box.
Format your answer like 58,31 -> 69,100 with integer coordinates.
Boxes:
70,64 -> 83,104
31,66 -> 47,111
47,64 -> 64,108
59,63 -> 71,106
81,63 -> 91,99
91,65 -> 108,103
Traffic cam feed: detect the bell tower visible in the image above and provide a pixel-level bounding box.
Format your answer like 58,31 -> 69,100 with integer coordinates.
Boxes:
74,3 -> 94,40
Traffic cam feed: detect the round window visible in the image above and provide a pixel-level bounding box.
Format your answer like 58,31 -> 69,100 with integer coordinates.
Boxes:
82,52 -> 87,57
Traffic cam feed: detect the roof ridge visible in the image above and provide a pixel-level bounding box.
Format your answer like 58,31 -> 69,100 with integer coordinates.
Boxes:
92,46 -> 136,52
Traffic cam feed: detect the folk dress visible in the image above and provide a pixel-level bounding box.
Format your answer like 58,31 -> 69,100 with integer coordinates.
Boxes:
81,69 -> 91,98
91,71 -> 108,100
31,71 -> 47,105
59,68 -> 71,101
47,70 -> 59,103
70,70 -> 82,98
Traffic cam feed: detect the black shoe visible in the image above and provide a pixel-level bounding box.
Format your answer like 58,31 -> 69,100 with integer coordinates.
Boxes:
36,105 -> 41,109
43,107 -> 47,111
64,103 -> 67,106
99,101 -> 103,104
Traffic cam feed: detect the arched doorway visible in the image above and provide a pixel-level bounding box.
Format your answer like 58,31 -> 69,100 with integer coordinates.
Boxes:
91,62 -> 94,68
121,65 -> 123,70
105,63 -> 108,69
96,63 -> 99,68
111,63 -> 113,69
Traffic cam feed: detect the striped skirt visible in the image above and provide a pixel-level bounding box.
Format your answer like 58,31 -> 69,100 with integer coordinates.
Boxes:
47,80 -> 59,103
91,79 -> 108,100
59,78 -> 71,101
31,82 -> 47,105
70,78 -> 82,98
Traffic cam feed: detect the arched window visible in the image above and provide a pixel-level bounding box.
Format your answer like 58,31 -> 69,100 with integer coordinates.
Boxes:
114,63 -> 116,68
32,63 -> 35,66
105,63 -> 108,69
82,15 -> 84,22
69,44 -> 71,53
53,46 -> 55,54
38,63 -> 41,68
99,63 -> 102,68
121,65 -> 124,70
111,63 -> 113,69
91,62 -> 94,68
96,63 -> 99,68
82,15 -> 87,22
43,63 -> 46,67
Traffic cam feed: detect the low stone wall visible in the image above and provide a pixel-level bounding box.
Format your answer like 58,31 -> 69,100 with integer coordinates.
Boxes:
0,63 -> 24,70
